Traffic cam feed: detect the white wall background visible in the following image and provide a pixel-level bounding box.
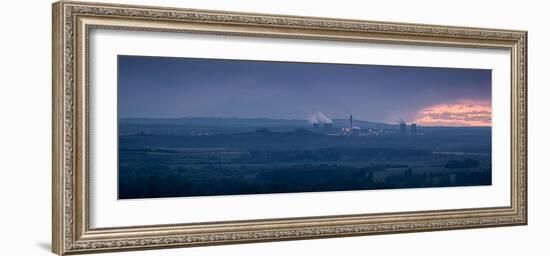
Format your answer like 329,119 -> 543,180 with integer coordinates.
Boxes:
0,0 -> 547,255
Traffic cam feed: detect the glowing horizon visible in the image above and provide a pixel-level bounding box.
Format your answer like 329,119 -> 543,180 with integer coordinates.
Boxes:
414,100 -> 491,127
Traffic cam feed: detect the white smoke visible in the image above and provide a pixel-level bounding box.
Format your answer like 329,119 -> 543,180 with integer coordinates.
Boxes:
309,112 -> 333,124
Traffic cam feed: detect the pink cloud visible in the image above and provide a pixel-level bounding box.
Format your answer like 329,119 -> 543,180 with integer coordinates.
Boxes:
415,100 -> 491,127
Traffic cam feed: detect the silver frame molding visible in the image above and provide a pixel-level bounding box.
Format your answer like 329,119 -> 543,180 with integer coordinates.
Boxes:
52,1 -> 527,255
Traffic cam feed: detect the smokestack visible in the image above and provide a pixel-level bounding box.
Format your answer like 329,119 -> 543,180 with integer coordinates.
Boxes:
350,115 -> 353,133
399,120 -> 406,133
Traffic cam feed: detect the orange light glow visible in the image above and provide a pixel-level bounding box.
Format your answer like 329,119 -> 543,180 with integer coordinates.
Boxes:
415,101 -> 491,127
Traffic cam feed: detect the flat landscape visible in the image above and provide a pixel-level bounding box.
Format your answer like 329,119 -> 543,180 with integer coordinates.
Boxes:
118,117 -> 491,199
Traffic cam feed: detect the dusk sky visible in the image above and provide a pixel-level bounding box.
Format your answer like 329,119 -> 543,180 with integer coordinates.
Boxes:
118,55 -> 492,126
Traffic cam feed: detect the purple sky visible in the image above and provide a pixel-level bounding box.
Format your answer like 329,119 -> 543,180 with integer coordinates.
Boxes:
118,55 -> 491,125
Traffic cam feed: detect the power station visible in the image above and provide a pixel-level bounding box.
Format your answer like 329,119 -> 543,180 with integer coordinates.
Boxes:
310,112 -> 419,136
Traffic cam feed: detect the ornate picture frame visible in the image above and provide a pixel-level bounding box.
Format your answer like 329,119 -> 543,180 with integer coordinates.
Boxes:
52,1 -> 527,255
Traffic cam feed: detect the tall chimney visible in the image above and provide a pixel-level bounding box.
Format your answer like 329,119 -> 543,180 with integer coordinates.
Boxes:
350,115 -> 353,132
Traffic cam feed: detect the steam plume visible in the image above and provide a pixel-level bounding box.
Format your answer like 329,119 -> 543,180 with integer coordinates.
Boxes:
309,112 -> 333,124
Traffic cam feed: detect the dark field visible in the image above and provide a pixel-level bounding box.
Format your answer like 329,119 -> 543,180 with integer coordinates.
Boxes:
118,118 -> 491,199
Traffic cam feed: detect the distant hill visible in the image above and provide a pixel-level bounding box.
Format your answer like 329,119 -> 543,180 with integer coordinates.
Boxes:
120,117 -> 391,129
119,117 -> 490,136
120,117 -> 308,128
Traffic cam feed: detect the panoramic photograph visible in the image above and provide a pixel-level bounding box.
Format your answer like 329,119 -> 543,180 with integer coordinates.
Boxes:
117,55 -> 492,199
